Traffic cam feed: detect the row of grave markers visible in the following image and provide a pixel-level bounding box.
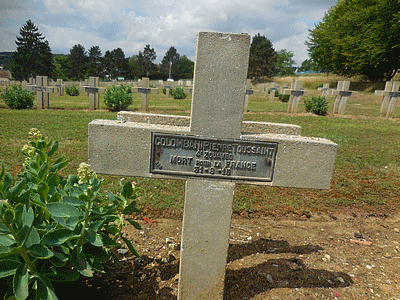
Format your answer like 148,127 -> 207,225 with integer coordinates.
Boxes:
4,75 -> 400,118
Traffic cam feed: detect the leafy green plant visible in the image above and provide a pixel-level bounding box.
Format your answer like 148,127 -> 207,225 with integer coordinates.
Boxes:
65,86 -> 79,97
103,85 -> 133,112
304,96 -> 329,116
0,84 -> 34,109
276,90 -> 289,102
0,129 -> 141,300
169,87 -> 186,99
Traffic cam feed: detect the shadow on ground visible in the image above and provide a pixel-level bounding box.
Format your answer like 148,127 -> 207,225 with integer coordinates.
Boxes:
0,238 -> 353,300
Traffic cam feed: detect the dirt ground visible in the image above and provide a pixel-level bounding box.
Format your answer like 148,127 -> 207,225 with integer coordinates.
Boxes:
63,211 -> 400,300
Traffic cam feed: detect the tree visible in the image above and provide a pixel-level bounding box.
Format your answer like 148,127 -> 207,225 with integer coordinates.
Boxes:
67,44 -> 87,81
160,47 -> 180,79
248,34 -> 277,82
176,55 -> 194,79
298,58 -> 319,72
10,20 -> 55,81
87,46 -> 103,78
139,45 -> 157,77
307,0 -> 400,81
103,48 -> 128,79
275,49 -> 296,76
53,55 -> 68,80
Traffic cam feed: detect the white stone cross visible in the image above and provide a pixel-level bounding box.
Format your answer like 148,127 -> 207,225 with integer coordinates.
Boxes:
331,81 -> 358,115
244,79 -> 255,112
318,83 -> 330,96
268,82 -> 278,101
134,77 -> 159,111
79,77 -> 106,110
26,76 -> 55,109
88,31 -> 337,299
375,81 -> 400,118
284,80 -> 310,114
54,79 -> 66,96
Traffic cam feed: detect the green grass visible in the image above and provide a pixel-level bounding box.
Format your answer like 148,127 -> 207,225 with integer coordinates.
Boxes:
1,83 -> 399,216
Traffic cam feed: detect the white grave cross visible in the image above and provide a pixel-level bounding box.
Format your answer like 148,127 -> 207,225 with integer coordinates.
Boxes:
79,77 -> 106,110
26,76 -> 55,109
136,77 -> 158,111
88,32 -> 337,299
331,81 -> 358,115
284,80 -> 310,114
375,81 -> 400,118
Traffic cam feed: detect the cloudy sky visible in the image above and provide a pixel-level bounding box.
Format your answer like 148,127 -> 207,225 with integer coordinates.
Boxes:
0,0 -> 338,66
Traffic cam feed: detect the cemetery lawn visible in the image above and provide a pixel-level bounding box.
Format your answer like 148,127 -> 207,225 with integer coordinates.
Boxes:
1,82 -> 400,299
0,88 -> 399,216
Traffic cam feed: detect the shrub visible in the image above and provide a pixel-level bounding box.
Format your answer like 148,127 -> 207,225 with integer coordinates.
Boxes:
66,85 -> 80,96
304,96 -> 329,116
276,90 -> 290,102
170,87 -> 187,99
104,85 -> 133,111
0,84 -> 34,109
0,129 -> 141,300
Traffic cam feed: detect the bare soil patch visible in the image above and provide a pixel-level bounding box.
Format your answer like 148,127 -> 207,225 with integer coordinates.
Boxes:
54,212 -> 400,300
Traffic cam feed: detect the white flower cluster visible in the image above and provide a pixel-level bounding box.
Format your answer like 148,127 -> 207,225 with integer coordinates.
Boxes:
77,162 -> 97,184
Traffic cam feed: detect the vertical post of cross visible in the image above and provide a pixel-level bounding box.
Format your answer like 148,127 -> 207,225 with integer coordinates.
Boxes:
380,81 -> 393,116
244,79 -> 253,112
36,76 -> 50,109
138,77 -> 150,111
177,32 -> 250,300
89,77 -> 100,110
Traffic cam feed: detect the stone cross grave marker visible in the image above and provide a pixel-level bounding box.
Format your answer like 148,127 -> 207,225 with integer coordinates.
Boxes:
26,76 -> 55,109
318,83 -> 330,96
284,80 -> 310,114
268,82 -> 278,101
244,79 -> 259,112
135,77 -> 159,111
79,77 -> 106,110
331,81 -> 358,115
54,79 -> 66,96
88,31 -> 337,299
375,81 -> 400,118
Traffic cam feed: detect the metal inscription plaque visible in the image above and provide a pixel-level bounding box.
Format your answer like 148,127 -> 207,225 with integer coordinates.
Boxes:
339,91 -> 353,97
138,88 -> 151,94
150,133 -> 278,182
389,92 -> 400,98
85,87 -> 99,93
245,89 -> 254,95
291,90 -> 305,97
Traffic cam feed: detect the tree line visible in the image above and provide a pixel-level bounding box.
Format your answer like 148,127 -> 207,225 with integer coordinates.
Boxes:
9,20 -> 298,82
306,0 -> 400,81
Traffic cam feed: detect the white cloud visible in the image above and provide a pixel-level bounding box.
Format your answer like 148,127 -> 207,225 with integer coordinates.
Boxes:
1,0 -> 338,65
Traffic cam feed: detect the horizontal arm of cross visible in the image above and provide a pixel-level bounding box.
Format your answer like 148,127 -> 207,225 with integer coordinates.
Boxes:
26,85 -> 55,93
89,119 -> 337,190
375,90 -> 400,98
